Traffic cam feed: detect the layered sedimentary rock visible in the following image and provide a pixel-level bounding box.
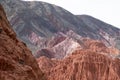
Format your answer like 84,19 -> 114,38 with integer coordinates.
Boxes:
34,31 -> 119,59
1,0 -> 120,53
34,31 -> 82,59
38,39 -> 120,80
0,5 -> 44,80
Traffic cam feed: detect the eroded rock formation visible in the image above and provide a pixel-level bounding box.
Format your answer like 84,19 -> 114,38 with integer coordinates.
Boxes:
45,50 -> 120,80
34,31 -> 119,59
37,39 -> 120,80
34,32 -> 82,59
0,5 -> 45,80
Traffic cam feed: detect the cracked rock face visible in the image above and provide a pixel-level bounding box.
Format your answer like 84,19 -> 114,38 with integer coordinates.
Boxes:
0,5 -> 44,80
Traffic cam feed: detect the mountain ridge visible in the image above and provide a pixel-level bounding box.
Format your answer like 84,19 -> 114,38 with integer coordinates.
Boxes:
1,0 -> 120,54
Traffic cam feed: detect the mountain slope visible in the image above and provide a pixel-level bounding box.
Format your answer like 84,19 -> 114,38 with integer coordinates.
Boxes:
1,0 -> 120,53
0,4 -> 45,80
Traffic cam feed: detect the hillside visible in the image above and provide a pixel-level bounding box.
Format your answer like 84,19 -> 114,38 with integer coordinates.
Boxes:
1,0 -> 120,54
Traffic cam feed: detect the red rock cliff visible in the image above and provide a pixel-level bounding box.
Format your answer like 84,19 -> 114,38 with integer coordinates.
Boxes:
0,5 -> 45,80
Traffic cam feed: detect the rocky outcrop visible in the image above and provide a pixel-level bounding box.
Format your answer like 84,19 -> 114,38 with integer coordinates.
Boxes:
82,38 -> 119,55
34,31 -> 119,59
1,0 -> 120,53
0,5 -> 45,80
34,31 -> 82,59
37,39 -> 120,80
34,38 -> 81,59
